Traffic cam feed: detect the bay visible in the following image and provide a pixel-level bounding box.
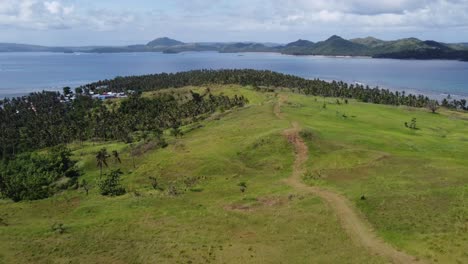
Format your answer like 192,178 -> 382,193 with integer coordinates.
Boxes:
1,51 -> 467,99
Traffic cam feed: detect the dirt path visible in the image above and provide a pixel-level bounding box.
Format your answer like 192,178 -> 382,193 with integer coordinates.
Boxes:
276,96 -> 421,264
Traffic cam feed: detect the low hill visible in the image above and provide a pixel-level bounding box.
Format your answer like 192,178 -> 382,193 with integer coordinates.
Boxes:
281,39 -> 315,55
3,36 -> 468,60
285,39 -> 315,47
146,37 -> 185,47
309,35 -> 369,56
282,35 -> 369,56
282,36 -> 468,60
0,43 -> 71,52
219,42 -> 277,53
350,37 -> 385,47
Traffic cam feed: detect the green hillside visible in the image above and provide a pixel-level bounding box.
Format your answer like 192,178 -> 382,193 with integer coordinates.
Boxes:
281,39 -> 315,55
349,37 -> 386,47
307,35 -> 369,56
146,37 -> 185,47
282,35 -> 468,59
1,83 -> 467,263
3,36 -> 468,60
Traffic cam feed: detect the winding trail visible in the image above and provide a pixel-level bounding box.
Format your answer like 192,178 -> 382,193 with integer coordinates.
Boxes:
276,95 -> 421,264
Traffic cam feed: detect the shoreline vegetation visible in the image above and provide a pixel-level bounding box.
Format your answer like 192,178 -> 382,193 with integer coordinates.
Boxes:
2,35 -> 468,61
2,69 -> 466,104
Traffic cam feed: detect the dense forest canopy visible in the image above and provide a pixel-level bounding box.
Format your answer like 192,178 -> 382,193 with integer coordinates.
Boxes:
0,86 -> 247,201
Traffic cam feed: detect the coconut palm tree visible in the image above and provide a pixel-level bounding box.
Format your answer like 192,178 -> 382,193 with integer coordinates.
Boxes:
96,148 -> 109,178
112,150 -> 121,164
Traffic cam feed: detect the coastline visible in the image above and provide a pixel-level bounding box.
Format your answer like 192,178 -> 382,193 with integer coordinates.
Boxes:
316,78 -> 467,101
1,52 -> 467,101
2,74 -> 466,102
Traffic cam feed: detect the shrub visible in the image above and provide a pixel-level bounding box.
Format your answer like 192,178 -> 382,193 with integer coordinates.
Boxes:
98,169 -> 126,196
149,176 -> 163,191
299,129 -> 316,141
238,182 -> 247,193
51,223 -> 66,234
426,100 -> 439,113
167,185 -> 180,196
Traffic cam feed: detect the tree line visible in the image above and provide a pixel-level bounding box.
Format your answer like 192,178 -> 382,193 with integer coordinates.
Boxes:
80,69 -> 467,110
0,89 -> 247,201
0,89 -> 247,161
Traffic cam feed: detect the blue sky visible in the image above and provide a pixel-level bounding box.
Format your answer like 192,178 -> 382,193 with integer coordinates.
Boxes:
1,0 -> 468,45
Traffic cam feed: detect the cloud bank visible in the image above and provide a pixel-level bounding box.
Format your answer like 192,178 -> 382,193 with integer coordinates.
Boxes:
1,0 -> 467,45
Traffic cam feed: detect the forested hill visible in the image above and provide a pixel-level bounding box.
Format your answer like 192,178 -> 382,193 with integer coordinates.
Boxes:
2,36 -> 468,61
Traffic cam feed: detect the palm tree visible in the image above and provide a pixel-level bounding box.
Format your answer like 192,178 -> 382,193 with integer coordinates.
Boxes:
112,150 -> 121,164
96,148 -> 109,178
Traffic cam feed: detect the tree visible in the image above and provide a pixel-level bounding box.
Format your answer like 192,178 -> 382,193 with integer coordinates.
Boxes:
409,118 -> 417,129
98,169 -> 125,196
0,147 -> 80,202
112,150 -> 121,164
426,100 -> 439,113
170,126 -> 183,137
81,179 -> 90,196
63,87 -> 72,96
129,144 -> 136,169
75,87 -> 83,95
96,148 -> 109,178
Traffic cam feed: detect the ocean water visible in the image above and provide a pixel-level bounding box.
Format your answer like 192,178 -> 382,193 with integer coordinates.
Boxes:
1,51 -> 467,99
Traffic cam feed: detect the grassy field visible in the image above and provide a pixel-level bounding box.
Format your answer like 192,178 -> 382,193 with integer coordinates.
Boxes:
1,85 -> 467,263
282,92 -> 468,263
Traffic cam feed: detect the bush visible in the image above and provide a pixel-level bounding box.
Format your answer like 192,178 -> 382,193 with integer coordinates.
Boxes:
98,169 -> 126,196
0,145 -> 80,202
238,182 -> 247,193
299,129 -> 317,141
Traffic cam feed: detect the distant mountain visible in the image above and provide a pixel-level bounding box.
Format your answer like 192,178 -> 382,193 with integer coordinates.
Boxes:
219,43 -> 277,53
146,37 -> 184,47
282,36 -> 468,60
162,43 -> 219,53
2,36 -> 468,61
285,39 -> 315,47
361,38 -> 468,60
0,43 -> 72,52
282,35 -> 369,56
350,37 -> 385,47
448,42 -> 468,50
309,35 -> 369,56
281,39 -> 315,55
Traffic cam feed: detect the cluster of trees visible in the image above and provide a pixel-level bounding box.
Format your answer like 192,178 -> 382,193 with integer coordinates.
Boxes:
0,145 -> 79,201
441,97 -> 467,111
0,88 -> 247,201
81,69 -> 467,110
0,89 -> 247,161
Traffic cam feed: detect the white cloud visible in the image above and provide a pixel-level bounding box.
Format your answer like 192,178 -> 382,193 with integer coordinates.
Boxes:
1,0 -> 467,44
0,0 -> 132,31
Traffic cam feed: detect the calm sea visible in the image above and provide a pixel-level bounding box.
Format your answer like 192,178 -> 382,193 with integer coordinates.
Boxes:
1,51 -> 467,99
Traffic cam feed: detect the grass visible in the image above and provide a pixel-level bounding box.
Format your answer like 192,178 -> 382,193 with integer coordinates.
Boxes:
0,86 -> 384,264
1,85 -> 467,263
282,93 -> 468,263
